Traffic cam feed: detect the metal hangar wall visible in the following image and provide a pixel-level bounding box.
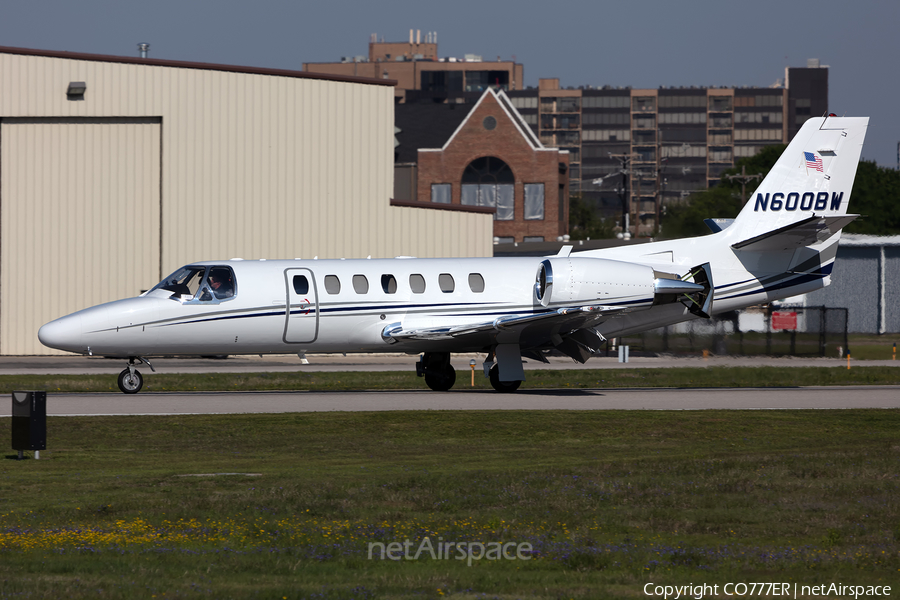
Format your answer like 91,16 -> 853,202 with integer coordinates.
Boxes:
0,47 -> 494,355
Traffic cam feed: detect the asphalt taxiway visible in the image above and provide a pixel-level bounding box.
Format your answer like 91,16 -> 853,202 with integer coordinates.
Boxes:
2,353 -> 899,375
2,386 -> 898,417
2,354 -> 898,416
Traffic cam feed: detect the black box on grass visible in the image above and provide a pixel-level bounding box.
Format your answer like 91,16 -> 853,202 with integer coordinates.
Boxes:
11,391 -> 46,451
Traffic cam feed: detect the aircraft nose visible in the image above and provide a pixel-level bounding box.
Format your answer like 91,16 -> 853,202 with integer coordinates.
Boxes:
38,314 -> 84,352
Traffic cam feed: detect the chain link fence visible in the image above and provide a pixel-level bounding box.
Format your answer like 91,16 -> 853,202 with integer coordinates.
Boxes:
606,306 -> 850,358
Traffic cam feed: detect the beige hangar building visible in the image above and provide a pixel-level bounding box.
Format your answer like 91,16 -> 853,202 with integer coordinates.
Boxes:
0,46 -> 493,355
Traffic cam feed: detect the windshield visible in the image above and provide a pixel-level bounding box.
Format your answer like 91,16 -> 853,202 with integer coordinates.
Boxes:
150,265 -> 237,302
151,266 -> 206,298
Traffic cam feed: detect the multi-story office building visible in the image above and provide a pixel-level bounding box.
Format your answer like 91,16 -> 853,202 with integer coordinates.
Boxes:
507,61 -> 828,235
303,31 -> 523,101
309,34 -> 827,235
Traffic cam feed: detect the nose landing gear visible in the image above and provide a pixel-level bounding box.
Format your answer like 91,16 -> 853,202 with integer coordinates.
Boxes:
117,357 -> 155,394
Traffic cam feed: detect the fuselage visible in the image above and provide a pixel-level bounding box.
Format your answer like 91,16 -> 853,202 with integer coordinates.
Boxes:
38,255 -> 665,357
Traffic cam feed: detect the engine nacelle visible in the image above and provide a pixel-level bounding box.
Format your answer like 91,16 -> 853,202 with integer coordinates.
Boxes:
534,258 -> 712,315
535,257 -> 657,309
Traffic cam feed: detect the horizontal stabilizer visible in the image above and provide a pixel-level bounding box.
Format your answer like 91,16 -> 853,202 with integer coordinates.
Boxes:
732,214 -> 858,252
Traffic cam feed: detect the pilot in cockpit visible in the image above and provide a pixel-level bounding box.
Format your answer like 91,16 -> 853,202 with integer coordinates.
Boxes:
208,270 -> 235,299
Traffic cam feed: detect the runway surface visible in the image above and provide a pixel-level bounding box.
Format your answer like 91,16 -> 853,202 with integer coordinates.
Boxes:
2,385 -> 898,416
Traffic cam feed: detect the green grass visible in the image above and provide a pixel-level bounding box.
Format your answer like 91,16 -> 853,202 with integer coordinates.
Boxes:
2,365 -> 900,394
1,410 -> 899,598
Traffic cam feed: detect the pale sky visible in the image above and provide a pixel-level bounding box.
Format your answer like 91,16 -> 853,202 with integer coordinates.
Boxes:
2,0 -> 898,166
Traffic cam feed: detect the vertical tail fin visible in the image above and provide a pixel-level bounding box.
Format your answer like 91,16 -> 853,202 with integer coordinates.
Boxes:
729,116 -> 868,244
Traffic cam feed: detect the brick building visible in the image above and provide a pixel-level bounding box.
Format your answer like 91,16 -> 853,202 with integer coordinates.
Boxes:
409,88 -> 569,243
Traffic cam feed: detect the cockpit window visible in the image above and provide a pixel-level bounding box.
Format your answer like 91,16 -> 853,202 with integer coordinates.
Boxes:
151,265 -> 237,303
151,266 -> 205,298
207,267 -> 236,300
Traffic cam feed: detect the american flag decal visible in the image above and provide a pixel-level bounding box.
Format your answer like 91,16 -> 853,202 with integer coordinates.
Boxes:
804,151 -> 824,172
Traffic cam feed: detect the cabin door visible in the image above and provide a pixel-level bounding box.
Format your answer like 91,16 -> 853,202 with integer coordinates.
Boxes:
283,268 -> 319,344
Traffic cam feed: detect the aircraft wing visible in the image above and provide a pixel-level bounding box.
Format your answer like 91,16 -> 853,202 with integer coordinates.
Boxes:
383,304 -> 626,347
732,214 -> 858,252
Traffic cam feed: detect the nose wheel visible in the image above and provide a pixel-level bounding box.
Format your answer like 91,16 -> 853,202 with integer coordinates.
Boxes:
117,357 -> 154,394
118,368 -> 143,394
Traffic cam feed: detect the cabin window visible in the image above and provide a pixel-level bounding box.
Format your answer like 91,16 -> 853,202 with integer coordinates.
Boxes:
439,273 -> 455,293
324,275 -> 341,294
409,274 -> 426,293
353,274 -> 369,294
381,274 -> 398,294
293,275 -> 309,295
468,273 -> 485,293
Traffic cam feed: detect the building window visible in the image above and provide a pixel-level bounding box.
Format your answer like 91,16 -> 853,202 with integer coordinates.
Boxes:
431,183 -> 451,203
483,116 -> 497,130
582,95 -> 630,109
709,149 -> 733,163
510,96 -> 538,109
461,157 -> 514,221
409,274 -> 426,293
465,70 -> 509,92
658,112 -> 707,125
632,96 -> 656,112
462,184 -> 514,220
463,156 -> 513,183
633,115 -> 656,129
324,275 -> 341,294
524,236 -> 544,243
658,95 -> 706,108
709,96 -> 733,112
352,275 -> 369,294
524,184 -> 545,220
439,274 -> 455,293
632,130 -> 657,145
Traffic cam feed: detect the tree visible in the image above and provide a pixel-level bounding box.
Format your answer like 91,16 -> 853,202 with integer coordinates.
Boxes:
660,145 -> 786,240
660,143 -> 900,239
661,185 -> 742,239
568,194 -> 616,240
845,160 -> 900,235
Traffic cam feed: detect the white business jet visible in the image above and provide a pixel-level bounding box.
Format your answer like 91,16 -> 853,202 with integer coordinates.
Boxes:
39,116 -> 867,394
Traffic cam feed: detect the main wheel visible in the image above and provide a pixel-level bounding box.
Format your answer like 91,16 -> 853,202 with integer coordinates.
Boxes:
489,364 -> 521,393
424,365 -> 456,391
118,368 -> 143,394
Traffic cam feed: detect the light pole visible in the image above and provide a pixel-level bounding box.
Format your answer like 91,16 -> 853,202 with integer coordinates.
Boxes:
593,152 -> 637,238
723,165 -> 763,205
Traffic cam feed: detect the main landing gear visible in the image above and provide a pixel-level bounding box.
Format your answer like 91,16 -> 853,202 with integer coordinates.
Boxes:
489,364 -> 521,393
416,351 -> 524,393
416,352 -> 456,391
117,357 -> 155,394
